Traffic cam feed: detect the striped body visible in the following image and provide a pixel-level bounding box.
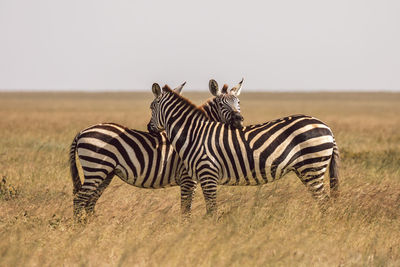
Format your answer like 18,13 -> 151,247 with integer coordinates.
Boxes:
187,115 -> 336,186
75,124 -> 185,188
148,88 -> 339,214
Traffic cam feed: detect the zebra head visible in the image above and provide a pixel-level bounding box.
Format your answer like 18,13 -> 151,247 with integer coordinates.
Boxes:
147,82 -> 185,133
208,78 -> 244,129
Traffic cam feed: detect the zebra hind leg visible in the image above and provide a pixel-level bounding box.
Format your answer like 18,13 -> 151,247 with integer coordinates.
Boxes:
85,173 -> 114,216
73,188 -> 92,223
295,168 -> 330,211
73,177 -> 105,223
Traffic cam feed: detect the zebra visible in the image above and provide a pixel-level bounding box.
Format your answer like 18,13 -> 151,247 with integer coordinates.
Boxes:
147,85 -> 339,215
70,80 -> 244,221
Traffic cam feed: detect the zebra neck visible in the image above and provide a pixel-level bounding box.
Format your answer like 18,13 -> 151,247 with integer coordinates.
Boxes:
162,93 -> 208,151
201,99 -> 220,122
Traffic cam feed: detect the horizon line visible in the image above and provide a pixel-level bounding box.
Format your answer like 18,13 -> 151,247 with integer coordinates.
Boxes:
1,88 -> 399,93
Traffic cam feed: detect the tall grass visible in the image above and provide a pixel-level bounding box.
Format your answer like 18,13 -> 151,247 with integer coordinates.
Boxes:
0,92 -> 399,266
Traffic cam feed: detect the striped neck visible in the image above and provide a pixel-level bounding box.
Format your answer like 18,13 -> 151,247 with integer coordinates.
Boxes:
200,98 -> 221,122
160,88 -> 208,148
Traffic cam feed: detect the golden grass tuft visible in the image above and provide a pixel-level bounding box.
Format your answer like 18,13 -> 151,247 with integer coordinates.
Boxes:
0,176 -> 20,201
0,92 -> 399,266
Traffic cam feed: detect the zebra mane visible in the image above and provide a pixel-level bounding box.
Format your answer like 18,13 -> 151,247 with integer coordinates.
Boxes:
198,98 -> 216,121
200,97 -> 216,109
162,85 -> 208,118
221,84 -> 228,94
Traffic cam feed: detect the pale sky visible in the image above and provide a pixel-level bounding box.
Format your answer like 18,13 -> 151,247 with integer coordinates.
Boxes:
0,0 -> 399,91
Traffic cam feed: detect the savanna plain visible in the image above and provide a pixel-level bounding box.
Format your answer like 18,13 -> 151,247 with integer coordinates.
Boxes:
0,91 -> 399,266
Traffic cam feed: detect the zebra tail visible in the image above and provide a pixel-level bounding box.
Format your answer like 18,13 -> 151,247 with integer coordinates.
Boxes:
70,133 -> 82,195
329,138 -> 340,198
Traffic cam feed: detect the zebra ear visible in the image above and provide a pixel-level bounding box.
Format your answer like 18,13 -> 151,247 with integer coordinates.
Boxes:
209,79 -> 221,96
152,83 -> 161,98
174,81 -> 186,94
230,78 -> 244,96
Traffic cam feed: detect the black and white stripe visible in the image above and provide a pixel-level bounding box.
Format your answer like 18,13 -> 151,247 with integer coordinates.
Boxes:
70,80 -> 244,221
148,86 -> 339,214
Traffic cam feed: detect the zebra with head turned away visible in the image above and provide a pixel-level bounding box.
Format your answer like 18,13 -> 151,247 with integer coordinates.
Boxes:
147,85 -> 339,215
69,79 -> 244,222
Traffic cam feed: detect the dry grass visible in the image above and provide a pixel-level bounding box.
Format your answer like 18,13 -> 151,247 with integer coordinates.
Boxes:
0,91 -> 399,266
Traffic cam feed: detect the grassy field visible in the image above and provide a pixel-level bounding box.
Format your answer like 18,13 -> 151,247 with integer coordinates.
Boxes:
0,91 -> 399,266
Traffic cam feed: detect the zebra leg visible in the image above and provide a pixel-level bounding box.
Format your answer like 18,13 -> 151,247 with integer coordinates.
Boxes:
85,173 -> 114,215
180,178 -> 197,219
73,192 -> 87,222
198,175 -> 219,216
295,169 -> 329,210
73,187 -> 94,223
73,177 -> 104,222
193,157 -> 220,216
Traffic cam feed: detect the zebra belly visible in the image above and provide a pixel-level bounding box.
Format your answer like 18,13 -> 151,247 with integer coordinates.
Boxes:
77,146 -> 180,189
115,162 -> 180,189
115,171 -> 179,188
219,174 -> 267,186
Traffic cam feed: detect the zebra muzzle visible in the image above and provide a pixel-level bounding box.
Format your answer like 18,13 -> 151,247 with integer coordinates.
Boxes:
231,112 -> 244,129
147,122 -> 158,134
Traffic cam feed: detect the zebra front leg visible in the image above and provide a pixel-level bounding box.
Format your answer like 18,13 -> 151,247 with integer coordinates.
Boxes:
180,179 -> 197,220
85,173 -> 114,216
199,175 -> 219,216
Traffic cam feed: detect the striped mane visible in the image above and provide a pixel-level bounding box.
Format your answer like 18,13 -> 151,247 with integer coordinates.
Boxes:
221,84 -> 229,94
162,85 -> 208,118
198,97 -> 216,119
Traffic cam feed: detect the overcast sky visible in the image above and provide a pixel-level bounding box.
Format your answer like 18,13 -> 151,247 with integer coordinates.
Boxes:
0,0 -> 399,91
